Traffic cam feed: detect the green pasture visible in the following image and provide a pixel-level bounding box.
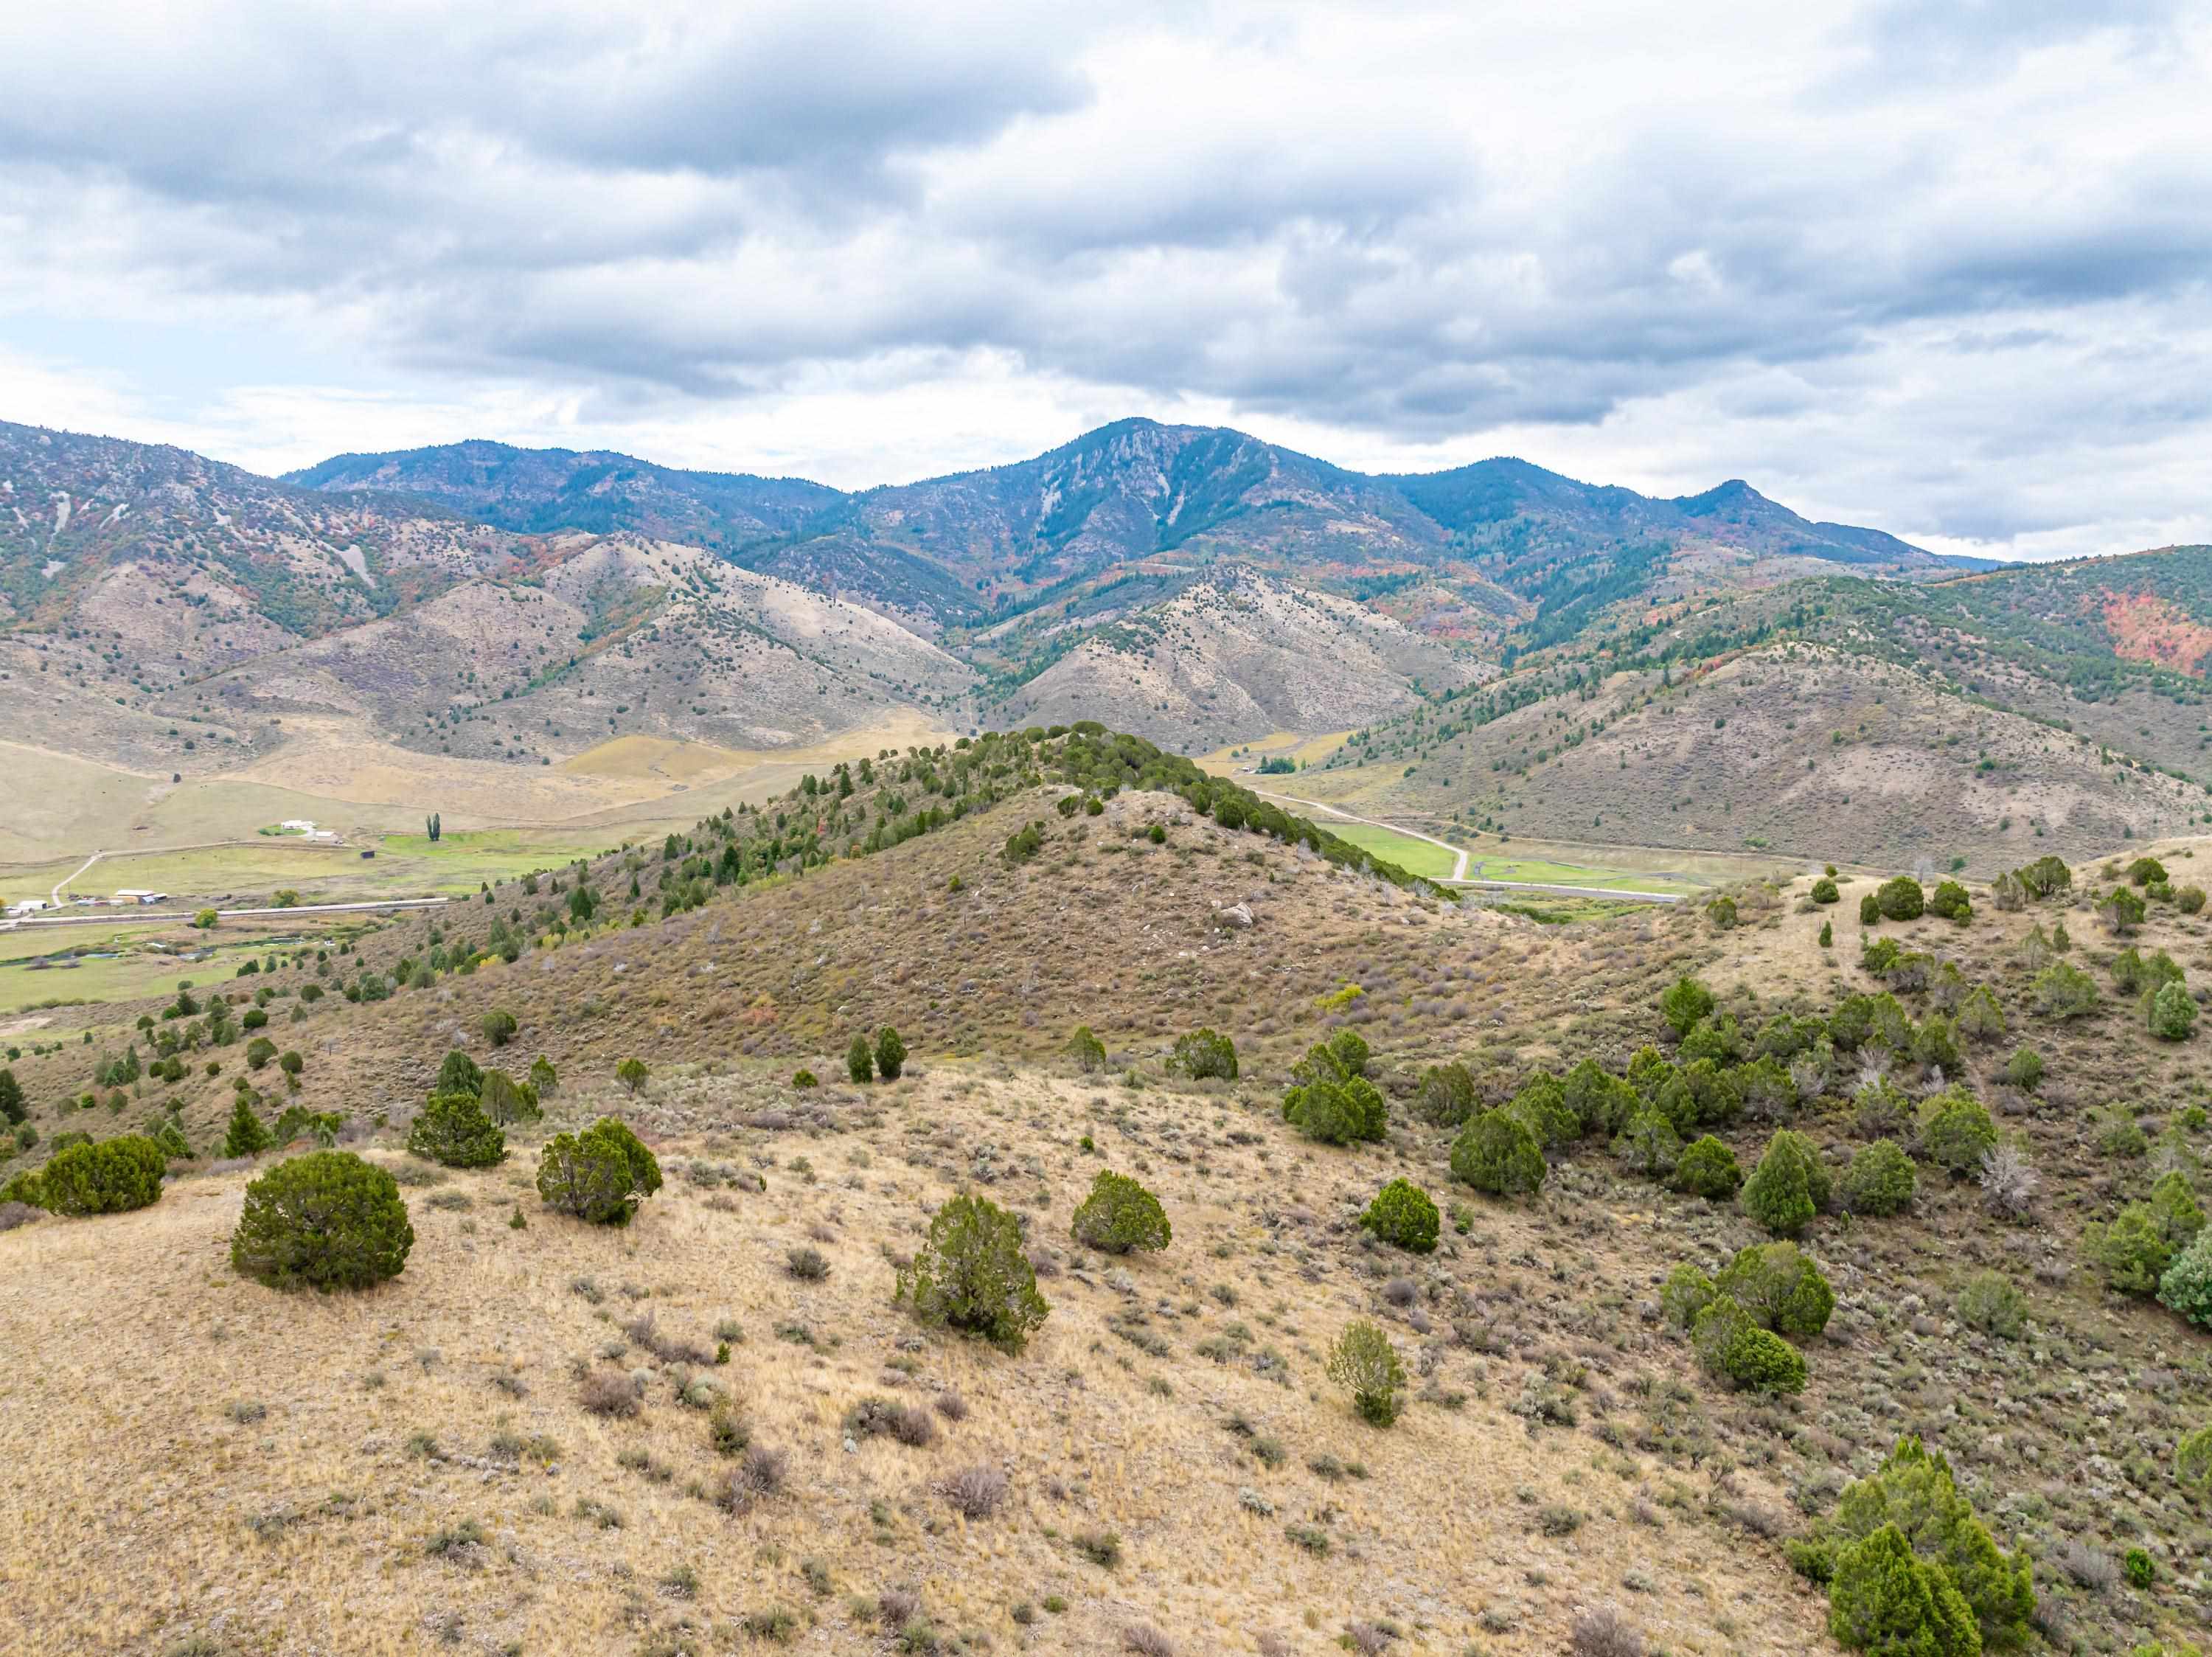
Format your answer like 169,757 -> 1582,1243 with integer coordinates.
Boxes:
1321,821 -> 1464,880
0,827 -> 623,909
0,935 -> 282,1014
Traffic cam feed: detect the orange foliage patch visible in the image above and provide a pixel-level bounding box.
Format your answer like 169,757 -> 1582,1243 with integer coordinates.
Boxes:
2099,590 -> 2212,676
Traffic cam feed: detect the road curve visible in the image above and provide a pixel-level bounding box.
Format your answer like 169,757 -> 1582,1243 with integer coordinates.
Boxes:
1250,788 -> 1471,880
1249,787 -> 1681,903
53,850 -> 103,906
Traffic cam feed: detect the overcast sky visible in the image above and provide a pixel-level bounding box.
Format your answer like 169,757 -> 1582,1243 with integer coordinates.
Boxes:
1,1 -> 2206,560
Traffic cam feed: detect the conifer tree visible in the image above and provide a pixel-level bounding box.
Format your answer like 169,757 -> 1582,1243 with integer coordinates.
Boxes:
222,1094 -> 273,1159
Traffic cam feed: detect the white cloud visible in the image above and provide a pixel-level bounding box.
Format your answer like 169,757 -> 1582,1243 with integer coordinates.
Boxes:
1,0 -> 2208,557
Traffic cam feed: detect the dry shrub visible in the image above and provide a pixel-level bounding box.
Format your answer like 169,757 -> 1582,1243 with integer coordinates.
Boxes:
877,1588 -> 921,1625
623,1313 -> 713,1366
580,1369 -> 640,1418
2059,1540 -> 2117,1591
942,1465 -> 1008,1518
933,1389 -> 969,1422
847,1396 -> 937,1447
1571,1605 -> 1647,1657
1123,1627 -> 1175,1656
0,1201 -> 40,1232
718,1444 -> 788,1513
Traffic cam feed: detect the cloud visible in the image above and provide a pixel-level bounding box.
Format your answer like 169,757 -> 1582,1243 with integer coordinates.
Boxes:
0,0 -> 2208,557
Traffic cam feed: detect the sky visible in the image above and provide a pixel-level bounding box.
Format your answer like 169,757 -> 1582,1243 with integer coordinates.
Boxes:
1,0 -> 2207,561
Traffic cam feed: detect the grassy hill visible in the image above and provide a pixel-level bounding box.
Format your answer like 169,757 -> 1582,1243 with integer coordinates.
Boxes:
994,570 -> 1484,751
7,726 -> 2212,1653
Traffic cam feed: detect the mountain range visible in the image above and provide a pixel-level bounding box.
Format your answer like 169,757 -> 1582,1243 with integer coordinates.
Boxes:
288,417 -> 1979,625
10,411 -> 2212,868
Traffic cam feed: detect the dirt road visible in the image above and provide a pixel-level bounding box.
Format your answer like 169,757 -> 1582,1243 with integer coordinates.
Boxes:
1251,788 -> 1683,903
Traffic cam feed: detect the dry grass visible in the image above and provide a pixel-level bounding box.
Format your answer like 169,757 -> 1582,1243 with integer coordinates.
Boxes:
13,778 -> 2212,1655
0,1055 -> 1823,1656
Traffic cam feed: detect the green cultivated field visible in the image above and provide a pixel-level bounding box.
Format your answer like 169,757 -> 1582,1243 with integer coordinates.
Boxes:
1320,821 -> 1463,880
1311,818 -> 1712,895
0,827 -> 625,909
372,829 -> 624,891
1461,853 -> 1704,895
0,934 -> 288,1015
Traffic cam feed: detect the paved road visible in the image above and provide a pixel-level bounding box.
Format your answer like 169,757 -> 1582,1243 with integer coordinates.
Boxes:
1251,786 -> 1682,903
1,896 -> 448,932
53,850 -> 102,906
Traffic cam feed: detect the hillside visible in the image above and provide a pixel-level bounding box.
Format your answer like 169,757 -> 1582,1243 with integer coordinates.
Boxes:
998,571 -> 1486,749
0,420 -> 520,639
201,534 -> 977,761
7,726 -> 2212,1654
1302,644 -> 2210,874
0,422 -> 989,797
1297,548 -> 2212,872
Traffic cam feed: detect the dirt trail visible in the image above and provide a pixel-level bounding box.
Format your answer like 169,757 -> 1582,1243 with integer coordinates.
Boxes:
1251,788 -> 1470,878
1253,788 -> 1683,903
52,850 -> 102,906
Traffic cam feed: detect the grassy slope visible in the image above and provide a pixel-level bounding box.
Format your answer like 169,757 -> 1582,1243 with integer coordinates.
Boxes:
0,1063 -> 1820,1657
8,771 -> 2212,1653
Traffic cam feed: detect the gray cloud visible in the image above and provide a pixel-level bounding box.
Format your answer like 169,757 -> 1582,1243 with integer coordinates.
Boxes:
0,0 -> 2208,557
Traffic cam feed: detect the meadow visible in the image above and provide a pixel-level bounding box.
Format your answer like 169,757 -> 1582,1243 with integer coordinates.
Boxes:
0,933 -> 289,1016
1315,821 -> 1463,881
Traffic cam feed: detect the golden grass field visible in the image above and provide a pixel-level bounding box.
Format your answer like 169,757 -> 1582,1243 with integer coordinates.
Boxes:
0,710 -> 955,854
1200,732 -> 1354,774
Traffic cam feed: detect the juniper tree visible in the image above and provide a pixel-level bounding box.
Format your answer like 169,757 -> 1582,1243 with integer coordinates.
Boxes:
221,1095 -> 274,1159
